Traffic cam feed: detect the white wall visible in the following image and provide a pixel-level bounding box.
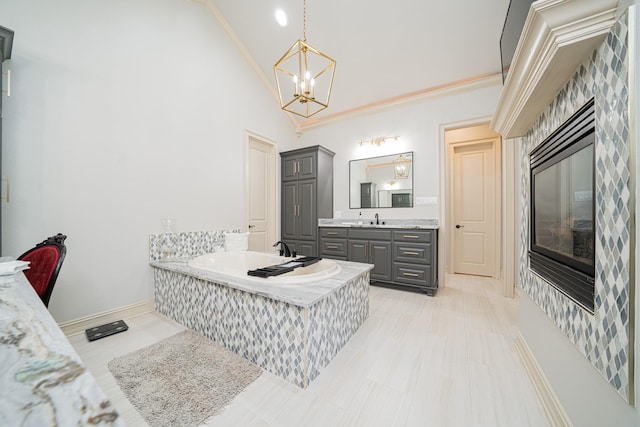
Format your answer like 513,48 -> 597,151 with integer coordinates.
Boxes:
0,0 -> 295,322
282,79 -> 503,221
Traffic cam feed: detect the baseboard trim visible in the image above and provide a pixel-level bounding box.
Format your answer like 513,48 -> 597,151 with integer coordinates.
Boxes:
59,300 -> 155,337
515,331 -> 573,427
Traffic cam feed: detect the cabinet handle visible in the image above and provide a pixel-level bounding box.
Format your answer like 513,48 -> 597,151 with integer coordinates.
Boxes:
327,245 -> 338,249
296,161 -> 300,174
365,244 -> 368,258
327,232 -> 338,235
403,251 -> 420,255
403,272 -> 420,277
403,235 -> 419,239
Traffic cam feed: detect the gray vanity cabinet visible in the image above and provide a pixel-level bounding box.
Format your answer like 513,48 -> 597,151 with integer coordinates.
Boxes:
348,229 -> 392,282
319,227 -> 348,260
282,149 -> 317,182
320,226 -> 438,295
282,179 -> 316,241
280,146 -> 334,256
360,182 -> 376,208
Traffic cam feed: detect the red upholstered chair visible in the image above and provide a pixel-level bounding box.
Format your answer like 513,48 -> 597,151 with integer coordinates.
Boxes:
17,233 -> 67,307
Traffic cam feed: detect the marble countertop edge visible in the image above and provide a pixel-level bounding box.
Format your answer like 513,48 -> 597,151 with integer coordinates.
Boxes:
318,218 -> 439,229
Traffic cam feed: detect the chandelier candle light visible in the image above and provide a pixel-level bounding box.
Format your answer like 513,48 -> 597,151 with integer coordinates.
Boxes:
393,154 -> 411,179
274,0 -> 336,118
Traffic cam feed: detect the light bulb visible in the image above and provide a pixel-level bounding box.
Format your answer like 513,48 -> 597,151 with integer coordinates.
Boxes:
275,9 -> 288,26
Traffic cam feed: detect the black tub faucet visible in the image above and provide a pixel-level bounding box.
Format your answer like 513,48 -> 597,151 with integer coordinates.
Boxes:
273,241 -> 292,257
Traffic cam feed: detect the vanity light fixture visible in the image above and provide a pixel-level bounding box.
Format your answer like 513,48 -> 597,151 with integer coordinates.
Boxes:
273,0 -> 336,118
358,135 -> 399,146
393,153 -> 411,179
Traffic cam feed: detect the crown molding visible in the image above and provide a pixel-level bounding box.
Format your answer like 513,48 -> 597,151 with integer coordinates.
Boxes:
298,72 -> 502,133
491,0 -> 618,138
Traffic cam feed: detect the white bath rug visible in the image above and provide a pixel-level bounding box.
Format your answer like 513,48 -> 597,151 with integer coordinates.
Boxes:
108,329 -> 262,427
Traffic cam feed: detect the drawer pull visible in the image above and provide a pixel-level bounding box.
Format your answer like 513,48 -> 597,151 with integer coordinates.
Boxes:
403,272 -> 420,277
326,245 -> 339,249
327,232 -> 339,235
403,251 -> 420,255
403,235 -> 419,239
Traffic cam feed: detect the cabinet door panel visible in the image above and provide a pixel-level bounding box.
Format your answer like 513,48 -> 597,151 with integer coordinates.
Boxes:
298,151 -> 317,179
348,240 -> 368,264
282,157 -> 299,181
370,241 -> 392,282
282,182 -> 298,240
298,180 -> 317,241
297,241 -> 317,257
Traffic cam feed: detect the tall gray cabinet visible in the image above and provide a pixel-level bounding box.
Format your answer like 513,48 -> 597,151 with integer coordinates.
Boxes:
0,26 -> 14,255
280,145 -> 334,256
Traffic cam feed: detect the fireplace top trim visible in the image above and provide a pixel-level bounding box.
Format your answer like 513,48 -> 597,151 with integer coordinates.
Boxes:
491,0 -> 618,138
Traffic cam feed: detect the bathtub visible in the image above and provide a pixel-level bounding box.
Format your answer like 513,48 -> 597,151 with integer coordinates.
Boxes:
188,251 -> 341,284
153,249 -> 371,388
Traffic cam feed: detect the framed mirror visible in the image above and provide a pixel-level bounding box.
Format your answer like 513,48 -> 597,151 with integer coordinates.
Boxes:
349,152 -> 413,208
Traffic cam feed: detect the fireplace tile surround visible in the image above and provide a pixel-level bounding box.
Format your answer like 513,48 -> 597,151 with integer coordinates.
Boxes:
519,12 -> 632,401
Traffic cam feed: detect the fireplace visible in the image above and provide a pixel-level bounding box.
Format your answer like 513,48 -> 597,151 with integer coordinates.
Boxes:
529,98 -> 595,312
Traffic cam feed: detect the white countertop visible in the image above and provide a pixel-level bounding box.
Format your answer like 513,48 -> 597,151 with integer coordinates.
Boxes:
0,270 -> 124,426
151,257 -> 373,307
318,218 -> 438,229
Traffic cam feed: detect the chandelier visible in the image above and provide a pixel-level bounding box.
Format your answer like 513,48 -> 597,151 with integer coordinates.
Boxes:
273,0 -> 336,118
393,154 -> 411,179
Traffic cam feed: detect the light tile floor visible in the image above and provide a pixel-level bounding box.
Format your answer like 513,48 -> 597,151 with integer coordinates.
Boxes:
70,274 -> 550,426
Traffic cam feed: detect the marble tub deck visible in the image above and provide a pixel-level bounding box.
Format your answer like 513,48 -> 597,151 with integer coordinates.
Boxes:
151,257 -> 373,388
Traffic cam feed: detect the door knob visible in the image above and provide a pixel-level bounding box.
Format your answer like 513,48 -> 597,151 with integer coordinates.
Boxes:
248,224 -> 256,229
455,224 -> 464,229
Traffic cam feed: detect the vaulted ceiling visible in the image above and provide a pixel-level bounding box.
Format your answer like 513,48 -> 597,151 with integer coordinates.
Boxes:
209,0 -> 511,126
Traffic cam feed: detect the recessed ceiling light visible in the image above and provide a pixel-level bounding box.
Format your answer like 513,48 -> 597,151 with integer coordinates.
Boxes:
275,9 -> 288,27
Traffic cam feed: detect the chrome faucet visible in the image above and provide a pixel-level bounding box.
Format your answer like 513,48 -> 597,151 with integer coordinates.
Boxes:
273,241 -> 292,257
375,213 -> 380,225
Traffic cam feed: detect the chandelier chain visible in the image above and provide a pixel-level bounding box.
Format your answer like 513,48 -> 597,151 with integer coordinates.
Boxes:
303,0 -> 307,41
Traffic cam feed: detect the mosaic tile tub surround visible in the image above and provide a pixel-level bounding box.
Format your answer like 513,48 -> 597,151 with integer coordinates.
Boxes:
148,229 -> 241,262
518,13 -> 632,401
149,231 -> 372,388
153,267 -> 369,388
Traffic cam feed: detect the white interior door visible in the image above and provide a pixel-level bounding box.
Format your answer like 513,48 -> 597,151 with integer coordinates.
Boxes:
246,135 -> 276,252
453,140 -> 496,277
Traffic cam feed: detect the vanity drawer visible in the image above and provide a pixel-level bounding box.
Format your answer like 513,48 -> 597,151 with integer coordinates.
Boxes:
349,229 -> 392,241
320,228 -> 348,239
320,238 -> 348,258
393,262 -> 431,287
393,243 -> 430,264
392,230 -> 433,243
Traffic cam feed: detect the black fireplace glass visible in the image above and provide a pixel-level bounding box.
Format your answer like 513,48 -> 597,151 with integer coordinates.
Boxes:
529,98 -> 595,312
533,144 -> 593,267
